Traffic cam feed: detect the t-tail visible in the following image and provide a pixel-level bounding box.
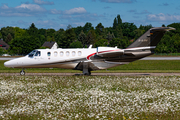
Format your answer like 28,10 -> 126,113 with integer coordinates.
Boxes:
124,27 -> 175,58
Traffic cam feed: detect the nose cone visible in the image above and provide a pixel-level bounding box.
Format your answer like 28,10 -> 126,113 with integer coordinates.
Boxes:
4,60 -> 14,68
4,58 -> 19,68
4,57 -> 27,68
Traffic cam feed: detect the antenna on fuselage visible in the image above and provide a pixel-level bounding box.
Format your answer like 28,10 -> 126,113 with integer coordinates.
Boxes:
88,44 -> 92,49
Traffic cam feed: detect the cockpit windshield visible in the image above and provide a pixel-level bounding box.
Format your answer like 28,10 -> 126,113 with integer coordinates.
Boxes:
28,50 -> 41,57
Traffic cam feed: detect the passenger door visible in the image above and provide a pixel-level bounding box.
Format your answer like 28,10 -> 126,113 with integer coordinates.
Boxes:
34,51 -> 41,61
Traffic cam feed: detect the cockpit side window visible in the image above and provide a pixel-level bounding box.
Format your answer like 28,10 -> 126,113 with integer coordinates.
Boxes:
28,50 -> 37,57
35,51 -> 41,56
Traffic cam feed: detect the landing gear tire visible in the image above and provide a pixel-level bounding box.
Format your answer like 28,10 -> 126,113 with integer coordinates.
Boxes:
88,71 -> 91,75
84,71 -> 91,75
20,70 -> 25,75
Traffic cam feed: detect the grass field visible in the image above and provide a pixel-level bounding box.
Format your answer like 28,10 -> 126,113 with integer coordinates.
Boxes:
1,60 -> 180,73
1,60 -> 180,119
0,75 -> 180,119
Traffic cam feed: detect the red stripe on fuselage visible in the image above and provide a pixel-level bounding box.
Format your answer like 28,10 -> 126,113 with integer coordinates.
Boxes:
86,49 -> 121,60
87,53 -> 96,60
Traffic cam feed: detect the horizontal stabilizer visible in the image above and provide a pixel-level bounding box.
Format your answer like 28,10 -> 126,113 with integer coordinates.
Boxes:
150,27 -> 176,31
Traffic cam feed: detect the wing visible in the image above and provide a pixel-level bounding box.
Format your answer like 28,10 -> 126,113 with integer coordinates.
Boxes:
87,47 -> 124,60
96,49 -> 124,57
88,47 -> 124,59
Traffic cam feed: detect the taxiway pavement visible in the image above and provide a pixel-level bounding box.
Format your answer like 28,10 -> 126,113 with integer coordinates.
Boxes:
1,57 -> 180,61
0,73 -> 180,76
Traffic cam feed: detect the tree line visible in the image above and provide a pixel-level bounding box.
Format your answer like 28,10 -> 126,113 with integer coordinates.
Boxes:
0,14 -> 180,55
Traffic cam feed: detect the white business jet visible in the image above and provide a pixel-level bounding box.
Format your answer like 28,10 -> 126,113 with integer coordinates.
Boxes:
4,27 -> 175,75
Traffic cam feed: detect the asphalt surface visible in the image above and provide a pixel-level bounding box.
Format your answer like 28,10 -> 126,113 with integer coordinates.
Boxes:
141,57 -> 180,60
1,57 -> 180,60
0,73 -> 180,76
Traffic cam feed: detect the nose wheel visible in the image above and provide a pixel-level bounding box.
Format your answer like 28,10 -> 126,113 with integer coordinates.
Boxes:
20,69 -> 25,75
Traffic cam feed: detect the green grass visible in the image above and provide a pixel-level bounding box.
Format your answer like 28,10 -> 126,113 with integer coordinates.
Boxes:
1,60 -> 180,73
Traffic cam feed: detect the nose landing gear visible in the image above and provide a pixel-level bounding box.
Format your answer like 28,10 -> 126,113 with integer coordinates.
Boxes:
20,69 -> 25,75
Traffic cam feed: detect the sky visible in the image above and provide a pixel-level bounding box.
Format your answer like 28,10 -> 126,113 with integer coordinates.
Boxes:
0,0 -> 180,30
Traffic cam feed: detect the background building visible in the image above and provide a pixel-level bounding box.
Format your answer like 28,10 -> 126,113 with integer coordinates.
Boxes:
42,41 -> 58,49
0,39 -> 10,50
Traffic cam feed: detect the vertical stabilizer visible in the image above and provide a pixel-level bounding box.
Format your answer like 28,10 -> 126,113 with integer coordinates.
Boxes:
127,27 -> 175,48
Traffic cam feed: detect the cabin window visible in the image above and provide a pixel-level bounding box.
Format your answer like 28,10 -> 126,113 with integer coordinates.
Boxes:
78,51 -> 82,56
66,51 -> 70,56
54,51 -> 58,57
47,52 -> 51,56
72,51 -> 76,56
60,51 -> 64,56
35,51 -> 41,56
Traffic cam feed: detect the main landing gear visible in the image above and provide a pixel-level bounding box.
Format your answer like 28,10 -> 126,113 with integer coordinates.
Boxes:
83,62 -> 91,75
83,70 -> 91,75
20,69 -> 25,75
